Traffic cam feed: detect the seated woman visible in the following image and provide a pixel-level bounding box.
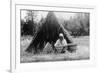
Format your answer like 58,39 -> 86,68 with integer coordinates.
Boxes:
54,33 -> 67,53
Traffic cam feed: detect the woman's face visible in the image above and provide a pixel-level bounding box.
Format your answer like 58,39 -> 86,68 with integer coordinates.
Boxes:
59,36 -> 63,41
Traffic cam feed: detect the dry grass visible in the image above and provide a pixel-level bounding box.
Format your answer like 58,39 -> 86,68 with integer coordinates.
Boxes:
20,36 -> 89,63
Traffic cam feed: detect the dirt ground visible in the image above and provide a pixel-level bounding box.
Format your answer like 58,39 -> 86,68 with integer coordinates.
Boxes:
20,36 -> 89,63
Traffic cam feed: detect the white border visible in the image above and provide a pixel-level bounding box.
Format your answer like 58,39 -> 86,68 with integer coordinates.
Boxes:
11,2 -> 96,73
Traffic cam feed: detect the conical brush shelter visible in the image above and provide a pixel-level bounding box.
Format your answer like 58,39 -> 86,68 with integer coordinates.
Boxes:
25,11 -> 76,53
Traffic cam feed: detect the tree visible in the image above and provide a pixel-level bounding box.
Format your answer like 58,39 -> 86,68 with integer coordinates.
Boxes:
21,10 -> 37,36
63,13 -> 90,36
77,13 -> 90,35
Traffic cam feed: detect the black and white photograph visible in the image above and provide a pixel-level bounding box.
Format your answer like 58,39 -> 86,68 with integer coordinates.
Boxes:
20,9 -> 90,63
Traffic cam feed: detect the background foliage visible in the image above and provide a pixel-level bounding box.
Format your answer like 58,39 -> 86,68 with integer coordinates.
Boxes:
21,10 -> 90,37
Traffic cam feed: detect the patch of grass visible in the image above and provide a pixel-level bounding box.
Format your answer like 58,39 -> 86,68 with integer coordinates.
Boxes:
20,36 -> 90,63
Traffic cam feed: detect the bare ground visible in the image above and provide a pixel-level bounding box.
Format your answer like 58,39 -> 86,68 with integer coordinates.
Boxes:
20,36 -> 89,63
